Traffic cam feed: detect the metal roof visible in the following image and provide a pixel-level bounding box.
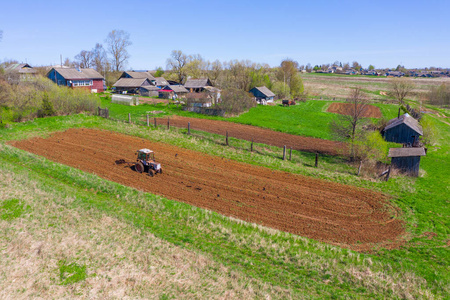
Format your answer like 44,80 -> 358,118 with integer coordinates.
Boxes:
138,148 -> 154,154
388,147 -> 426,157
384,113 -> 423,136
113,78 -> 150,88
50,68 -> 104,80
184,78 -> 212,89
252,86 -> 275,97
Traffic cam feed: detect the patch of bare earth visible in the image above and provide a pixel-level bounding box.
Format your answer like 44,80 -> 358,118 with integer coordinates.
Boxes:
10,128 -> 405,251
327,103 -> 382,118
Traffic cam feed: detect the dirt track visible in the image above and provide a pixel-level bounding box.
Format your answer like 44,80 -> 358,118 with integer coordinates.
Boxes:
10,128 -> 405,250
327,103 -> 382,118
155,116 -> 345,156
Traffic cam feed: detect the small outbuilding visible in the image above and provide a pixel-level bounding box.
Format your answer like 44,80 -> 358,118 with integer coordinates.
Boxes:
159,85 -> 189,99
383,113 -> 423,145
388,147 -> 426,177
249,86 -> 275,105
113,78 -> 154,95
184,78 -> 212,92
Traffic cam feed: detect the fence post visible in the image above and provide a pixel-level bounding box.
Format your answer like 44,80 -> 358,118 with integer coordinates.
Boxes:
146,114 -> 149,127
154,117 -> 157,128
167,117 -> 170,130
128,113 -> 131,123
385,166 -> 391,181
315,153 -> 319,167
289,148 -> 292,161
97,106 -> 100,116
251,138 -> 253,152
226,131 -> 229,146
283,145 -> 286,160
357,160 -> 362,176
188,122 -> 190,135
106,108 -> 109,118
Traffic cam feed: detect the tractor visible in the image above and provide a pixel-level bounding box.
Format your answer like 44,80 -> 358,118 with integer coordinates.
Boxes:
134,148 -> 163,176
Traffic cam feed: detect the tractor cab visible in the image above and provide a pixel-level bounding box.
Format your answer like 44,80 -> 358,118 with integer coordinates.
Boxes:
137,148 -> 155,161
135,148 -> 162,176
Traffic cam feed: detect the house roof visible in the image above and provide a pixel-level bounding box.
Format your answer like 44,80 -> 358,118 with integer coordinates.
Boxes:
51,68 -> 104,80
251,86 -> 275,97
5,63 -> 37,74
164,85 -> 189,93
113,78 -> 151,88
184,78 -> 212,89
140,85 -> 160,91
186,92 -> 211,100
123,71 -> 155,81
388,147 -> 426,157
384,113 -> 423,136
154,77 -> 169,86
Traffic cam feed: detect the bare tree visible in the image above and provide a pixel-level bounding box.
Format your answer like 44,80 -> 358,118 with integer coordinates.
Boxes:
105,30 -> 132,71
330,87 -> 369,160
166,50 -> 189,83
92,43 -> 108,74
389,78 -> 414,105
74,50 -> 94,68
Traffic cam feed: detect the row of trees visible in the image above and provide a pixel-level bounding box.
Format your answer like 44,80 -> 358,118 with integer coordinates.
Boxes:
164,50 -> 304,99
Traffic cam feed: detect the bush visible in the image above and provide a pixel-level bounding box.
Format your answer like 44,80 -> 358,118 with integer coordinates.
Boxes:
218,88 -> 256,115
420,116 -> 437,146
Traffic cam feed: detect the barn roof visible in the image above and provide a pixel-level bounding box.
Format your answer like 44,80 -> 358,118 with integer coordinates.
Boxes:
154,77 -> 169,86
184,78 -> 212,88
388,147 -> 426,157
384,113 -> 423,136
123,71 -> 155,81
5,63 -> 37,74
51,68 -> 104,80
113,78 -> 150,88
251,86 -> 275,97
164,85 -> 188,93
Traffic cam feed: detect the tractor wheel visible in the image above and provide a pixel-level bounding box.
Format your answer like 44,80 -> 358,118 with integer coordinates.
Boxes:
135,162 -> 144,173
159,168 -> 163,174
148,169 -> 154,177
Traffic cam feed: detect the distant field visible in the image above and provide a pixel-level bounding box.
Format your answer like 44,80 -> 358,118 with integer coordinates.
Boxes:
301,73 -> 450,101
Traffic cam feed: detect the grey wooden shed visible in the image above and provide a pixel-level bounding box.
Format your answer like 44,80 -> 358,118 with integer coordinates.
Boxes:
388,147 -> 426,177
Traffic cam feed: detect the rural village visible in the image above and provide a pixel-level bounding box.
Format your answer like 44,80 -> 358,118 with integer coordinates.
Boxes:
0,2 -> 449,299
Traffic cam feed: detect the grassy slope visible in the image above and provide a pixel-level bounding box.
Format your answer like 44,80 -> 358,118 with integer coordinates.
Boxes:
0,113 -> 448,299
101,97 -> 399,140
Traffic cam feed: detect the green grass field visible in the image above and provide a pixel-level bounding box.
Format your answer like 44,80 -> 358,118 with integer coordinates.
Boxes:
0,108 -> 448,298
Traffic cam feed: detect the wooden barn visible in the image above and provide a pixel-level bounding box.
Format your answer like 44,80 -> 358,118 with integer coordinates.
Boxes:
388,147 -> 426,177
383,113 -> 423,145
119,71 -> 155,83
113,78 -> 154,95
249,86 -> 275,105
47,68 -> 105,92
184,78 -> 212,92
159,85 -> 189,99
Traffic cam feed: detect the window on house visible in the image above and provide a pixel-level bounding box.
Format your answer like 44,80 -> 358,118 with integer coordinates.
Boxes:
72,80 -> 93,86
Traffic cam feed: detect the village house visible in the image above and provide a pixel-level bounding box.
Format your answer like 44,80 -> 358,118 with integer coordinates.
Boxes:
249,86 -> 275,105
153,77 -> 169,88
112,78 -> 158,96
47,67 -> 105,92
184,78 -> 212,92
382,113 -> 423,145
159,85 -> 189,99
388,147 -> 426,177
4,63 -> 37,82
384,71 -> 405,77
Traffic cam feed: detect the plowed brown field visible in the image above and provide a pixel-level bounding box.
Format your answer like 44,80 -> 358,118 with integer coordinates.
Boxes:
10,128 -> 404,250
156,116 -> 345,156
327,103 -> 382,118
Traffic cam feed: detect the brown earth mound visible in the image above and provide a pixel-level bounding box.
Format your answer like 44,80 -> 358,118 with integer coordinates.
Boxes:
10,128 -> 405,250
327,103 -> 382,118
157,116 -> 346,156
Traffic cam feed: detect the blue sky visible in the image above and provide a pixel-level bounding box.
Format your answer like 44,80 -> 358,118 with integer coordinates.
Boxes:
1,0 -> 449,69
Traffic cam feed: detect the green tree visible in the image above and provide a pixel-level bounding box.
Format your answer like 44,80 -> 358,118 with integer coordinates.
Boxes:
278,59 -> 303,97
368,65 -> 375,70
154,67 -> 164,77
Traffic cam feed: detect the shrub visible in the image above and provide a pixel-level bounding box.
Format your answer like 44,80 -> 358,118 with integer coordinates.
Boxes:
218,88 -> 256,115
